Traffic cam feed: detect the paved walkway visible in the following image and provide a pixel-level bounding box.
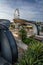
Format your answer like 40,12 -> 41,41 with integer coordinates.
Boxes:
16,39 -> 28,50
11,30 -> 28,64
11,31 -> 28,50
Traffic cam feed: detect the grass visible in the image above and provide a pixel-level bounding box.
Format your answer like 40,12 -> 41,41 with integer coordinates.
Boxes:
16,39 -> 43,65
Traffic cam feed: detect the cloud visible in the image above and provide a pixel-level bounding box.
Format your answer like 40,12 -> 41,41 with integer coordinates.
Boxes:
0,0 -> 14,22
0,0 -> 43,22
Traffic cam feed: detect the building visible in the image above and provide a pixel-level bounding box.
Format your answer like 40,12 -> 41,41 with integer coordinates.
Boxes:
10,18 -> 43,39
12,19 -> 38,37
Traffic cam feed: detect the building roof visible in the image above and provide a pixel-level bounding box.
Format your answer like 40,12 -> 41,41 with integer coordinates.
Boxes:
13,19 -> 36,24
13,19 -> 43,25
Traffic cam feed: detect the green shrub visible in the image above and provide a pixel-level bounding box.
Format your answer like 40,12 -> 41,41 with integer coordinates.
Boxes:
23,38 -> 32,44
17,41 -> 43,65
23,37 -> 38,45
10,24 -> 15,29
19,27 -> 27,41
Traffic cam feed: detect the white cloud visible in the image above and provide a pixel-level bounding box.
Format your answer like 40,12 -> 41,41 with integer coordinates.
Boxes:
0,0 -> 43,22
0,1 -> 14,22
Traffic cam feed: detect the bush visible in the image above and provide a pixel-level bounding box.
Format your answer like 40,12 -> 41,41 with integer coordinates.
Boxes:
10,24 -> 15,29
19,27 -> 27,41
23,38 -> 32,44
23,37 -> 38,45
17,40 -> 43,65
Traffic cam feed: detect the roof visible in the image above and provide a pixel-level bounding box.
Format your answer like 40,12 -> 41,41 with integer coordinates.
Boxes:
13,19 -> 43,25
13,19 -> 36,24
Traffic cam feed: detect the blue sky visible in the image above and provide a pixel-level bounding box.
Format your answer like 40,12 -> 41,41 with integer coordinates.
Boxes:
0,0 -> 43,22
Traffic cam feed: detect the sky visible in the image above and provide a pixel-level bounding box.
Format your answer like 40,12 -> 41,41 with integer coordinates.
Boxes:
0,0 -> 43,22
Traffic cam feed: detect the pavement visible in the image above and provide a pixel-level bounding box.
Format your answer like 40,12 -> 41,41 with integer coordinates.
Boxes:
11,30 -> 28,50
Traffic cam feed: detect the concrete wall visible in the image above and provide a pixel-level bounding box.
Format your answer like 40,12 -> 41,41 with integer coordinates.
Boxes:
32,24 -> 38,35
